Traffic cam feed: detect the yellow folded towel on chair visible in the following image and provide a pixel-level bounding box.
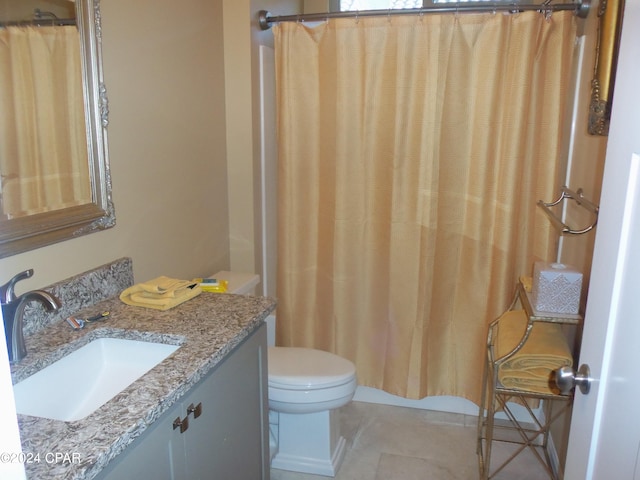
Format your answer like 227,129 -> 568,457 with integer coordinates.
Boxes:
119,276 -> 202,311
495,310 -> 573,395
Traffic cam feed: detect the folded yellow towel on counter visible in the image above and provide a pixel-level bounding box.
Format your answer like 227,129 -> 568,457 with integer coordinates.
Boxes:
495,309 -> 573,395
119,276 -> 202,311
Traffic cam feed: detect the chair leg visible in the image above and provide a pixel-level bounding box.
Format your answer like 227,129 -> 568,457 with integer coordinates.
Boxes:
486,394 -> 567,480
477,357 -> 496,480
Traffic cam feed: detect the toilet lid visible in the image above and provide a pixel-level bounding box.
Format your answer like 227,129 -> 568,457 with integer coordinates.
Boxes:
268,347 -> 356,389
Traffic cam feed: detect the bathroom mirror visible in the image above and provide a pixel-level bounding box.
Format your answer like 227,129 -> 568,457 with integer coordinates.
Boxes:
0,0 -> 114,258
588,0 -> 625,135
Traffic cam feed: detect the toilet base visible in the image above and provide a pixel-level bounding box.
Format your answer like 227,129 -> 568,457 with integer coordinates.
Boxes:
270,409 -> 347,477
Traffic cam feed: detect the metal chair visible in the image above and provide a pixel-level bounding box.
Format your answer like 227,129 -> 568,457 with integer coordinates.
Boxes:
476,280 -> 581,479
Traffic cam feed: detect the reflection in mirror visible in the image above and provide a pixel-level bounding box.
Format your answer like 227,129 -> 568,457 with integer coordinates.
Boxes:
588,0 -> 625,136
0,0 -> 114,258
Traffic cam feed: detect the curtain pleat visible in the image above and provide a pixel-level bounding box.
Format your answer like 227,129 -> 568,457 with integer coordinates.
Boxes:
0,26 -> 90,219
275,11 -> 576,403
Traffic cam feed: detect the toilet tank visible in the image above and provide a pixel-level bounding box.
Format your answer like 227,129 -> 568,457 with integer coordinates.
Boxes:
210,271 -> 276,346
210,271 -> 259,295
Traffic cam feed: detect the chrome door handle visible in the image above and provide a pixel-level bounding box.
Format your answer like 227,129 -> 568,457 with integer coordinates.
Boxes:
555,364 -> 591,395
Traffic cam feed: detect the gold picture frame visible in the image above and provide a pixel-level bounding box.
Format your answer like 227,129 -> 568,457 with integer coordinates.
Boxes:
588,0 -> 625,136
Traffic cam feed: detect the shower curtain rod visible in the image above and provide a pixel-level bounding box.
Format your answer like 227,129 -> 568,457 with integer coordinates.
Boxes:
258,0 -> 590,30
0,18 -> 76,28
0,9 -> 76,28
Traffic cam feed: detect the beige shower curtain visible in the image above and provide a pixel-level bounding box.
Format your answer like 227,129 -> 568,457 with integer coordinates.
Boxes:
274,11 -> 576,403
0,26 -> 90,219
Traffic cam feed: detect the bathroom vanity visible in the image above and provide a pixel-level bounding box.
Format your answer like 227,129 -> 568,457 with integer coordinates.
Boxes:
95,324 -> 268,480
10,289 -> 275,480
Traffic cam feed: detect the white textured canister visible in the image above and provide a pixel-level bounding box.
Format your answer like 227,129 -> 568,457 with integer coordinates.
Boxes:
531,262 -> 583,314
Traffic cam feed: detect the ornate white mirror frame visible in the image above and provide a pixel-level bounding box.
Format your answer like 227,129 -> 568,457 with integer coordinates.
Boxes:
0,0 -> 114,258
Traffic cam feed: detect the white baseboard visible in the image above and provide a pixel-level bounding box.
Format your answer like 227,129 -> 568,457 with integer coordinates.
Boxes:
353,386 -> 546,425
353,386 -> 479,416
547,433 -> 562,478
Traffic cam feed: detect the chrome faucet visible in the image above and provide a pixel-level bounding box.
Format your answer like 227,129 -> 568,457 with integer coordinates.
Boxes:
1,269 -> 34,303
1,270 -> 61,364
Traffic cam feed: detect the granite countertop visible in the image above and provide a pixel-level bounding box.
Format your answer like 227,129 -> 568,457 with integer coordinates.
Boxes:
11,292 -> 276,480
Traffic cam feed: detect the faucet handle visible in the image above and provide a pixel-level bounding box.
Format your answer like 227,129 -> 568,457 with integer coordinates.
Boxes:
0,269 -> 34,304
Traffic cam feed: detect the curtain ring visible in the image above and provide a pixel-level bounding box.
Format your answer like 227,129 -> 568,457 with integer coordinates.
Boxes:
541,0 -> 553,20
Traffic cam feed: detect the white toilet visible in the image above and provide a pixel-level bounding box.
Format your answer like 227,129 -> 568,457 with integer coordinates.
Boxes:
212,271 -> 357,477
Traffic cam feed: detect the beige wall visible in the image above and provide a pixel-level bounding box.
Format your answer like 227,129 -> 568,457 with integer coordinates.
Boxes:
222,0 -> 301,282
303,0 -> 331,12
0,0 -> 230,290
0,0 -> 306,291
223,0 -> 255,274
552,3 -> 609,468
559,21 -> 609,298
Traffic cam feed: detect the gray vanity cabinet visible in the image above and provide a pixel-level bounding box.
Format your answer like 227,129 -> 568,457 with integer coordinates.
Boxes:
96,324 -> 270,480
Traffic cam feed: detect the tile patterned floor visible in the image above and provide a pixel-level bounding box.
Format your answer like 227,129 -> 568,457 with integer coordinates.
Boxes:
271,401 -> 554,480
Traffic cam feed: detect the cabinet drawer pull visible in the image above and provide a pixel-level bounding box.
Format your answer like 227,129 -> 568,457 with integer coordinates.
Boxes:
187,402 -> 203,419
173,416 -> 189,433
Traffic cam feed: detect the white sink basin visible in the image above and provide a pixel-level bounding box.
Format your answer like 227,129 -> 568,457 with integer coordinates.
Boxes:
13,338 -> 179,421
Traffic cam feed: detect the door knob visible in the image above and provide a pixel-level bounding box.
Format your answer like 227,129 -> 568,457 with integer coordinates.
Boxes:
555,364 -> 591,395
